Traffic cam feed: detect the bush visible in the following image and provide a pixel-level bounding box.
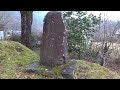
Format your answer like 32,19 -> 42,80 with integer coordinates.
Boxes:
31,32 -> 42,48
11,35 -> 21,43
63,11 -> 101,60
10,32 -> 42,48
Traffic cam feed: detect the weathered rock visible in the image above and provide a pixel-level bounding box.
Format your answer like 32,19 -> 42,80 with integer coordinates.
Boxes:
26,63 -> 39,73
61,60 -> 78,79
40,11 -> 69,67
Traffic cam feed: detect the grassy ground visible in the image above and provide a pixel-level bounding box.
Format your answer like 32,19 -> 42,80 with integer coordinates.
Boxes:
0,41 -> 39,79
91,42 -> 120,75
0,41 -> 120,79
76,60 -> 120,79
32,47 -> 40,55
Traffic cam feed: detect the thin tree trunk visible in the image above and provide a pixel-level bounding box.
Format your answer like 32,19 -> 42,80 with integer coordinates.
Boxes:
20,11 -> 33,49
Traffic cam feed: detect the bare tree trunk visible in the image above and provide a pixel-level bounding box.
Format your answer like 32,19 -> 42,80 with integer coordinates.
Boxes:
20,11 -> 33,49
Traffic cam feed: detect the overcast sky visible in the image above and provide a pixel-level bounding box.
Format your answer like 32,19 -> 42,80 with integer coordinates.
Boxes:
87,11 -> 120,21
38,11 -> 120,21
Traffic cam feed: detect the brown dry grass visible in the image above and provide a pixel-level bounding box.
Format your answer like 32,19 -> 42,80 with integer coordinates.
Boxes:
91,42 -> 120,75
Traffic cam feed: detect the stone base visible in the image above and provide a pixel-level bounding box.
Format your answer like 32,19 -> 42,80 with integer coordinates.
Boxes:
61,60 -> 78,79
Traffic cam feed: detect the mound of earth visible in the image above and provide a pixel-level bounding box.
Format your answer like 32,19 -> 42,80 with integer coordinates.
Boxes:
75,60 -> 120,79
0,41 -> 120,79
31,60 -> 120,79
0,41 -> 39,79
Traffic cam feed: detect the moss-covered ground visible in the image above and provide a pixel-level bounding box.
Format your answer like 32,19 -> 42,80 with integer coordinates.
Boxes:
0,41 -> 120,79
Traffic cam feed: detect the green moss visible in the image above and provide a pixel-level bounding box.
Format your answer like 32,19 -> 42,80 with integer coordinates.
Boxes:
75,60 -> 120,79
36,66 -> 45,71
0,41 -> 39,79
53,67 -> 61,76
52,66 -> 63,79
0,41 -> 120,79
33,60 -> 120,79
34,66 -> 64,79
64,60 -> 72,67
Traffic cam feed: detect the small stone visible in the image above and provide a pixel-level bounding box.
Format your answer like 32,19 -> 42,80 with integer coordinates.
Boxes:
63,70 -> 66,72
45,69 -> 48,71
25,63 -> 39,73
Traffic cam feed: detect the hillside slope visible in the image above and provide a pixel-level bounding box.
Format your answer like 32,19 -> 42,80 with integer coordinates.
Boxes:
75,60 -> 120,79
0,41 -> 39,79
0,41 -> 119,79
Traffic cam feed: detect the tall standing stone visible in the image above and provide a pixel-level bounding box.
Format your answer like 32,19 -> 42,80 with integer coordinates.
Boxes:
40,11 -> 69,67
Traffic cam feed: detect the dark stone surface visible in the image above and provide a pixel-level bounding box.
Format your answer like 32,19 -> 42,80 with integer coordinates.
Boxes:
40,11 -> 69,67
61,60 -> 78,79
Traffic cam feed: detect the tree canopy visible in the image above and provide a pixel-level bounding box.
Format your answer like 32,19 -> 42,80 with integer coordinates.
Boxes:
62,11 -> 101,59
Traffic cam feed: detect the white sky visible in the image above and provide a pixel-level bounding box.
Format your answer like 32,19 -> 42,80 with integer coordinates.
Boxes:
41,11 -> 120,21
87,11 -> 120,21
